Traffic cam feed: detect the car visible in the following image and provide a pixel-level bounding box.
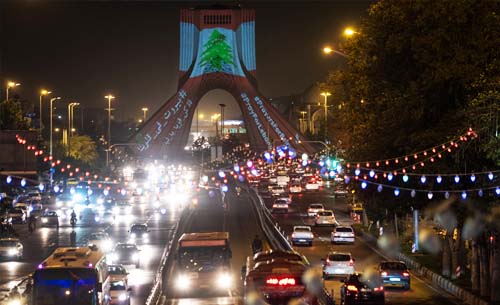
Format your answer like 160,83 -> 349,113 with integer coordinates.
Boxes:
110,243 -> 141,267
110,280 -> 131,305
271,199 -> 289,213
6,208 -> 26,224
291,226 -> 314,246
334,187 -> 349,198
331,226 -> 355,244
315,210 -> 337,226
322,252 -> 355,278
55,194 -> 75,209
378,261 -> 411,289
129,223 -> 149,242
40,210 -> 59,227
108,264 -> 129,284
87,232 -> 113,252
307,203 -> 325,217
304,178 -> 320,191
269,185 -> 286,197
80,208 -> 100,224
27,191 -> 42,201
0,238 -> 23,260
289,183 -> 302,194
340,273 -> 385,305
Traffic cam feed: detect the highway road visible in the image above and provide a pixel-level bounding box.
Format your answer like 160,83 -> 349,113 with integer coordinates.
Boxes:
165,186 -> 263,305
0,201 -> 180,305
261,188 -> 462,305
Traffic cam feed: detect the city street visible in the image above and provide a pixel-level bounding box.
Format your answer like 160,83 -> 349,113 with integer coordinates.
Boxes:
0,203 -> 180,305
262,190 -> 462,305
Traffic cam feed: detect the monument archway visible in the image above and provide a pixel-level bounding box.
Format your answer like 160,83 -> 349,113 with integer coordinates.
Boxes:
134,7 -> 314,158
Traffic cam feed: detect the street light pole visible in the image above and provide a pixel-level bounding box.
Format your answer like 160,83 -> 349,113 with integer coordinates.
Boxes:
39,90 -> 51,134
6,81 -> 20,101
67,102 -> 79,157
141,107 -> 148,121
321,92 -> 331,142
49,97 -> 61,156
218,103 -> 226,139
105,95 -> 115,167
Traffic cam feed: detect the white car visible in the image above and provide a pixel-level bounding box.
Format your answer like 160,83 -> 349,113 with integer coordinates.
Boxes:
307,203 -> 325,217
272,199 -> 289,213
315,210 -> 337,226
289,184 -> 302,194
109,280 -> 131,305
108,264 -> 129,284
291,226 -> 314,246
87,232 -> 113,252
305,181 -> 320,191
0,238 -> 23,260
322,252 -> 355,278
269,185 -> 286,197
331,226 -> 355,244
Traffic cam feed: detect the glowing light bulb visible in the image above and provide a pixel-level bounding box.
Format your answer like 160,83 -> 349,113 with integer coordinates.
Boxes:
369,170 -> 375,178
387,173 -> 393,181
420,175 -> 426,184
436,176 -> 442,184
402,175 -> 409,183
377,185 -> 383,192
394,189 -> 400,196
454,175 -> 460,183
361,182 -> 367,189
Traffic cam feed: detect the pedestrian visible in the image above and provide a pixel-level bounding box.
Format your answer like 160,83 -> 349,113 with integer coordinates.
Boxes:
70,230 -> 77,247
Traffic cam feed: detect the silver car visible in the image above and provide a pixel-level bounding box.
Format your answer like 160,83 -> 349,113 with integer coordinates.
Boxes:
0,238 -> 23,260
323,252 -> 355,278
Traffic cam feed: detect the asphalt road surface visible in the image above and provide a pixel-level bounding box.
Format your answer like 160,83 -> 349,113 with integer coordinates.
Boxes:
262,188 -> 462,305
0,201 -> 179,305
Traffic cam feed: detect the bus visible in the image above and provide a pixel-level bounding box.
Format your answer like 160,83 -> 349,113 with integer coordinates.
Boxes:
243,250 -> 314,305
173,232 -> 233,294
30,246 -> 110,305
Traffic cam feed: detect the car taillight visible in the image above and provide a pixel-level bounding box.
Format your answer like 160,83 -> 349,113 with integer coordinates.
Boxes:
347,285 -> 358,292
292,233 -> 296,238
349,259 -> 354,266
381,271 -> 388,276
266,277 -> 296,286
374,286 -> 384,292
403,272 -> 410,277
325,258 -> 331,266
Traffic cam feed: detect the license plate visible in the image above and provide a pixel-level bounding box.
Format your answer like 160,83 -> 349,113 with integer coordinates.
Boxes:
390,277 -> 401,281
299,239 -> 306,242
360,288 -> 371,292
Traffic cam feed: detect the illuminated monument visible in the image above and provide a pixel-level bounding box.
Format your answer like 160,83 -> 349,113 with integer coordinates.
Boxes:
135,7 -> 314,158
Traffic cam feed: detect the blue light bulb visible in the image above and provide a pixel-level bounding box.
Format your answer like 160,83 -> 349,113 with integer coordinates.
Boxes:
420,175 -> 427,184
377,185 -> 383,192
369,170 -> 375,178
361,182 -> 367,189
470,175 -> 476,182
354,169 -> 361,176
488,172 -> 494,181
394,189 -> 400,196
387,173 -> 393,181
454,175 -> 460,183
436,176 -> 442,184
461,191 -> 467,200
402,175 -> 409,183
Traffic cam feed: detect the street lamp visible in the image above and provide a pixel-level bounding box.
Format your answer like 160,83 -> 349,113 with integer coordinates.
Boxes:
6,81 -> 20,101
49,97 -> 61,156
322,46 -> 349,58
218,103 -> 226,139
104,95 -> 115,167
343,27 -> 359,37
321,92 -> 331,141
39,89 -> 51,133
141,107 -> 148,121
67,102 -> 79,157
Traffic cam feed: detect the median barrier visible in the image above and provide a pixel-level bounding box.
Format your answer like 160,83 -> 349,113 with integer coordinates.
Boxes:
145,208 -> 194,305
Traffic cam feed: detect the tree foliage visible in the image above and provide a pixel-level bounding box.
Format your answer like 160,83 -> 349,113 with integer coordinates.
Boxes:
67,135 -> 98,165
0,99 -> 29,130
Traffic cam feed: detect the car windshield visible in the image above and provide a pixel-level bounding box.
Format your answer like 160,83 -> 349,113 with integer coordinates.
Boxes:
89,233 -> 107,240
110,281 -> 126,291
310,204 -> 323,209
44,211 -> 57,217
9,209 -> 23,214
116,245 -> 136,251
336,227 -> 353,233
328,254 -> 351,261
0,240 -> 18,247
108,266 -> 126,274
275,200 -> 287,204
295,227 -> 310,232
380,262 -> 407,270
131,225 -> 147,232
318,211 -> 333,216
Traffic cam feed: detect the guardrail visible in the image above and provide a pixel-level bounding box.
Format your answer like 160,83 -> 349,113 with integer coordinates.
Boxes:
248,187 -> 335,305
145,208 -> 192,305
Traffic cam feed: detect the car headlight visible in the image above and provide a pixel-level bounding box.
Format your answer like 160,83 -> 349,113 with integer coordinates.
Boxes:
217,272 -> 232,289
97,198 -> 104,204
9,300 -> 21,305
94,216 -> 100,222
109,253 -> 118,262
130,233 -> 136,239
175,274 -> 191,290
131,253 -> 139,261
8,248 -> 18,256
118,293 -> 127,301
42,218 -> 48,223
142,233 -> 148,238
160,208 -> 167,215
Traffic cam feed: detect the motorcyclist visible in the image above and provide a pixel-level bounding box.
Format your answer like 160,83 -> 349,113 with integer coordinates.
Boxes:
235,186 -> 242,196
70,210 -> 77,226
252,235 -> 263,254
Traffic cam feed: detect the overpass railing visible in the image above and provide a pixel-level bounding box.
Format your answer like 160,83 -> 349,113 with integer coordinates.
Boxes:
248,187 -> 336,305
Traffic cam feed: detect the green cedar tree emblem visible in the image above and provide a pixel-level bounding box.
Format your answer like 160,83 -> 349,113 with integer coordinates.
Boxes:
199,29 -> 235,73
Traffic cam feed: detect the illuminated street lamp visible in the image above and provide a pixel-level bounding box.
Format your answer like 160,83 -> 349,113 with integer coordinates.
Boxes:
104,94 -> 116,167
49,97 -> 61,156
343,27 -> 359,37
6,81 -> 20,101
67,102 -> 79,157
322,45 -> 349,58
321,92 -> 331,141
39,89 -> 52,132
141,107 -> 148,121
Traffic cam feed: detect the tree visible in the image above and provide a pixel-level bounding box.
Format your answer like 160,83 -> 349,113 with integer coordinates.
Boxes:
66,135 -> 98,165
321,0 -> 500,299
199,29 -> 235,73
0,99 -> 29,130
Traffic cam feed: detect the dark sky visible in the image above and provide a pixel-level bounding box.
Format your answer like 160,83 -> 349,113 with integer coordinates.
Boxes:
1,0 -> 372,121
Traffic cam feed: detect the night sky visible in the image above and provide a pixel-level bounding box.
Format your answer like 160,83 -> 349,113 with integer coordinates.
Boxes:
1,1 -> 371,121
